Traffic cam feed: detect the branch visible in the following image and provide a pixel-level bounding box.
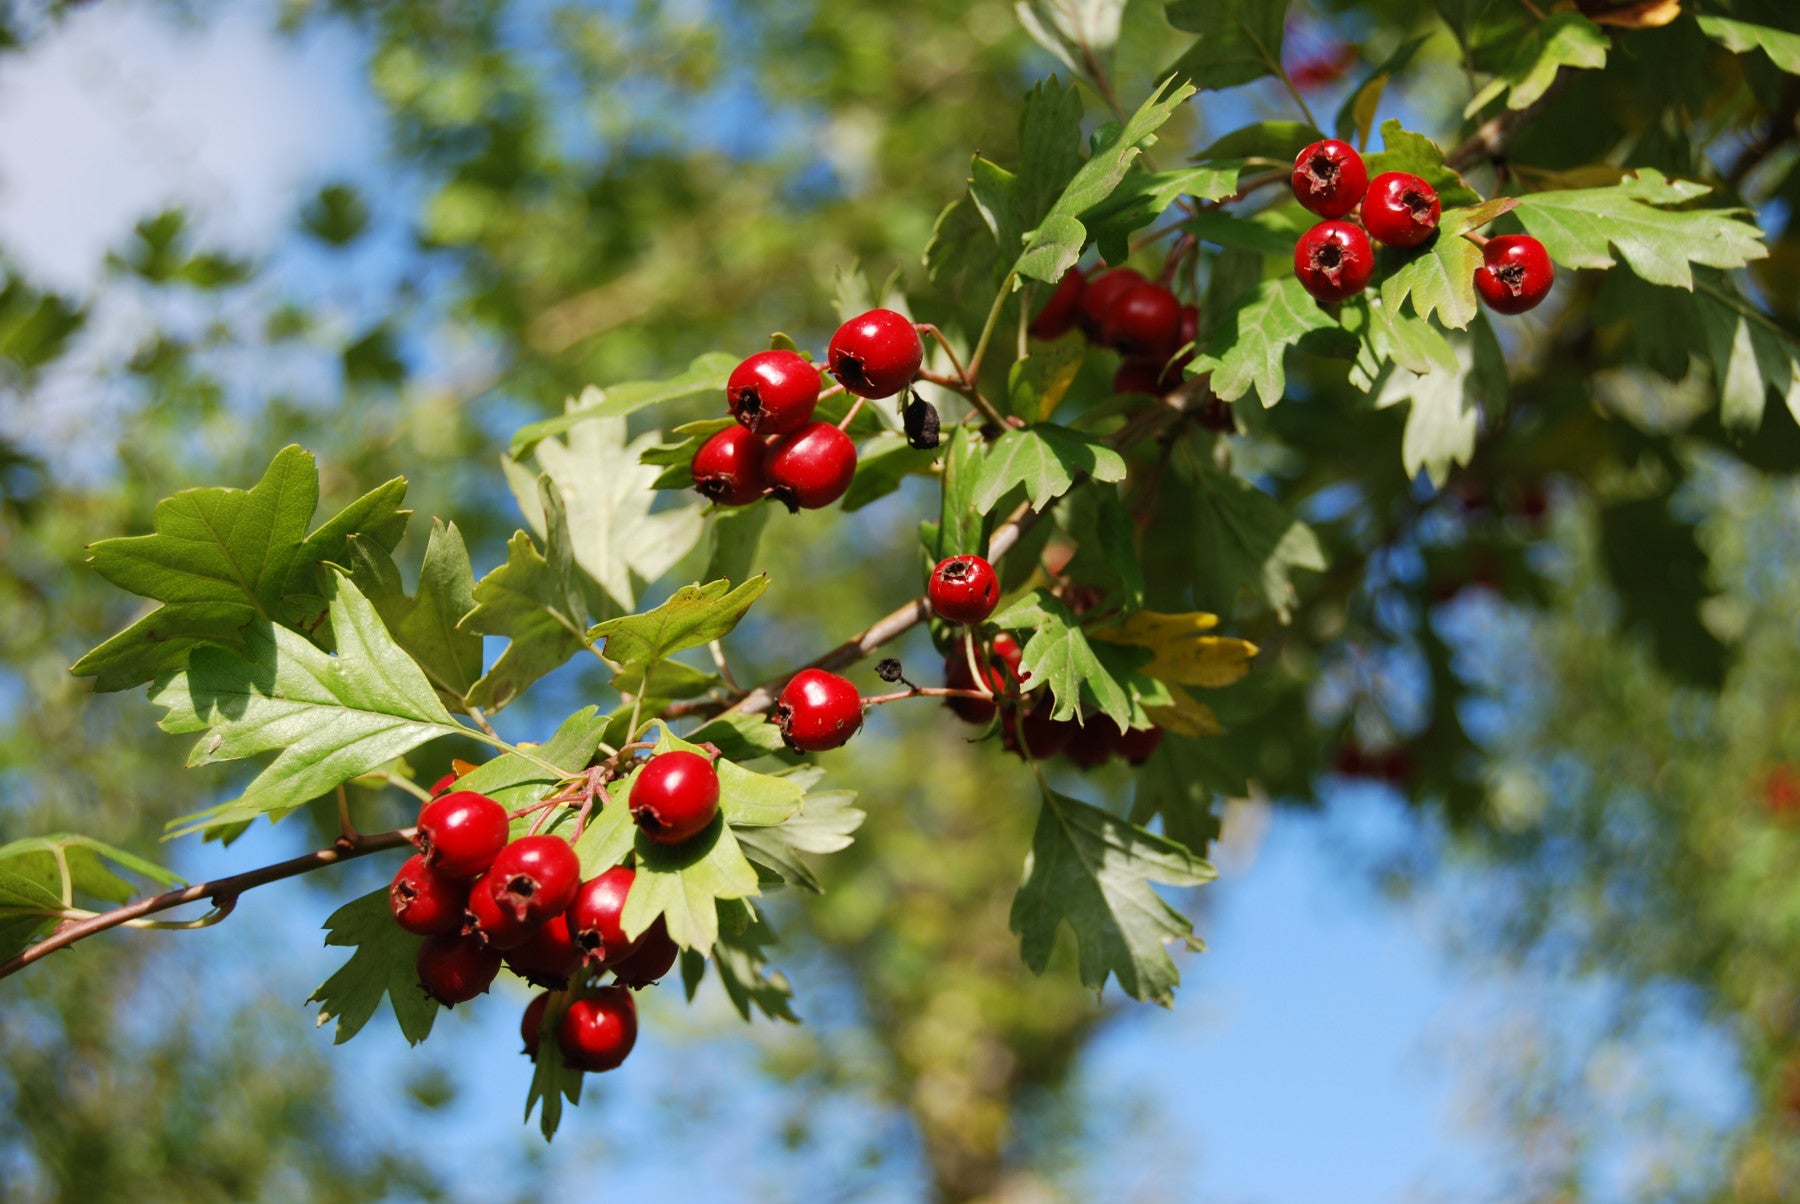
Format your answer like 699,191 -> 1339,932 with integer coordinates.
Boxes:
0,828 -> 415,982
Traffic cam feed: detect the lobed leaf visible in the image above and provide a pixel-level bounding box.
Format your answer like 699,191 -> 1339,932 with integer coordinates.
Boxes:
309,887 -> 438,1046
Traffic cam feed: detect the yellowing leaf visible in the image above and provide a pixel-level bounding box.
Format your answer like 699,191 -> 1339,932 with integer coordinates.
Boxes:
1091,610 -> 1258,687
1144,684 -> 1225,738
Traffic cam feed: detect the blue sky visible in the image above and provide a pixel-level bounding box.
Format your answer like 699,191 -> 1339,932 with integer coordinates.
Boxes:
0,3 -> 1754,1200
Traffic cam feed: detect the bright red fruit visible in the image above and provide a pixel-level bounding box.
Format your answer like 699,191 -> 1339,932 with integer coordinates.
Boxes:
488,835 -> 582,925
1474,234 -> 1555,314
766,421 -> 857,511
692,425 -> 769,507
1362,172 -> 1440,248
1291,139 -> 1368,219
414,790 -> 509,879
465,871 -> 536,950
1294,221 -> 1375,303
504,914 -> 581,988
559,987 -> 638,1072
416,933 -> 501,1005
389,853 -> 470,936
521,991 -> 550,1057
568,865 -> 639,967
1030,271 -> 1085,339
727,350 -> 821,435
929,555 -> 1001,625
775,668 -> 864,752
630,750 -> 721,844
1077,267 -> 1145,337
827,308 -> 923,398
428,772 -> 458,797
611,918 -> 679,988
1100,282 -> 1181,361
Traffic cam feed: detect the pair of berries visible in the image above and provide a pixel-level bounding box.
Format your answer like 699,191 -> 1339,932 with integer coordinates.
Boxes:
1289,138 -> 1554,312
523,986 -> 639,1073
1030,268 -> 1199,396
692,309 -> 925,512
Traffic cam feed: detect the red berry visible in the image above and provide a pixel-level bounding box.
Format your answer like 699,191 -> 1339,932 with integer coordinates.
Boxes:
1061,718 -> 1117,769
465,871 -> 536,950
1113,359 -> 1163,396
417,933 -> 501,1006
1474,234 -> 1554,314
727,350 -> 821,435
630,750 -> 721,845
505,913 -> 581,988
1115,724 -> 1164,766
1291,139 -> 1368,219
1362,172 -> 1440,249
428,772 -> 458,797
414,790 -> 509,880
521,991 -> 550,1057
766,421 -> 857,511
991,631 -> 1025,678
487,835 -> 582,925
1100,282 -> 1181,360
1077,267 -> 1145,338
558,987 -> 638,1072
389,853 -> 470,936
692,425 -> 769,507
929,554 -> 1001,626
1030,270 -> 1085,339
774,668 -> 864,752
611,918 -> 679,988
999,695 -> 1070,761
827,308 -> 923,398
1294,221 -> 1374,303
568,865 -> 640,967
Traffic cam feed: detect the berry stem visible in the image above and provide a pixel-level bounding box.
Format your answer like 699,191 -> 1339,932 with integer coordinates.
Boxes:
915,322 -> 1014,431
836,395 -> 867,431
860,687 -> 997,707
963,629 -> 996,701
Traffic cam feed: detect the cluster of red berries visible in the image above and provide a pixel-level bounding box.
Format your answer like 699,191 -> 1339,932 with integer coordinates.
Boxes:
1289,138 -> 1555,314
388,751 -> 729,1074
1028,263 -> 1198,398
691,309 -> 925,511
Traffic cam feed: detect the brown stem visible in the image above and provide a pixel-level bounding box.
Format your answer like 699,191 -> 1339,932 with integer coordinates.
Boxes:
861,687 -> 996,707
0,828 -> 416,982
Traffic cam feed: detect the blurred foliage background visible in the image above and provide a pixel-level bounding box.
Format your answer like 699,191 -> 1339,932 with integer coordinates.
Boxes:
4,0 -> 1800,1200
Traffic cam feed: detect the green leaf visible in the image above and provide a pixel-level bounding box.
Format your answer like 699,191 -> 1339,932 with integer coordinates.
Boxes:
924,194 -> 999,292
1379,199 -> 1517,332
618,812 -> 759,957
1082,165 -> 1243,265
0,834 -> 183,904
1014,76 -> 1197,284
1695,274 -> 1800,432
936,425 -> 991,558
462,487 -> 592,713
1184,208 -> 1308,255
344,519 -> 483,710
1464,12 -> 1607,117
991,590 -> 1136,726
1190,276 -> 1338,406
523,993 -> 584,1140
1344,293 -> 1460,387
1512,170 -> 1767,290
1164,0 -> 1291,92
1334,37 -> 1431,149
453,706 -> 612,815
588,576 -> 769,670
1193,120 -> 1319,164
843,432 -> 938,512
710,901 -> 799,1022
155,575 -> 464,836
1187,463 -> 1324,621
1599,494 -> 1729,689
733,789 -> 865,893
1061,491 -> 1145,613
509,358 -> 738,458
73,445 -> 410,691
1372,319 -> 1506,486
309,887 -> 439,1045
1009,334 -> 1087,422
1011,789 -> 1215,1005
704,501 -> 772,585
639,417 -> 735,491
1696,16 -> 1800,74
688,710 -> 792,763
1129,735 -> 1232,853
1360,119 -> 1482,209
971,423 -> 1128,514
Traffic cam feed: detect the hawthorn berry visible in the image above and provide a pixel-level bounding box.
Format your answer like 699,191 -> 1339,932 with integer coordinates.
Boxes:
767,421 -> 857,511
1100,282 -> 1182,361
929,554 -> 1001,625
427,772 -> 459,797
1030,270 -> 1085,339
417,933 -> 501,1006
559,987 -> 638,1072
1291,139 -> 1368,219
1474,234 -> 1555,314
415,790 -> 509,880
1294,221 -> 1375,303
1061,719 -> 1117,769
611,918 -> 679,988
1000,694 -> 1070,761
727,349 -> 821,435
630,750 -> 721,845
828,308 -> 923,398
504,913 -> 581,988
692,425 -> 769,508
1362,172 -> 1440,249
1077,267 -> 1145,337
568,865 -> 639,967
389,853 -> 470,936
774,668 -> 864,752
1113,359 -> 1163,397
521,991 -> 550,1058
1115,724 -> 1164,766
488,834 -> 582,924
465,871 -> 536,950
